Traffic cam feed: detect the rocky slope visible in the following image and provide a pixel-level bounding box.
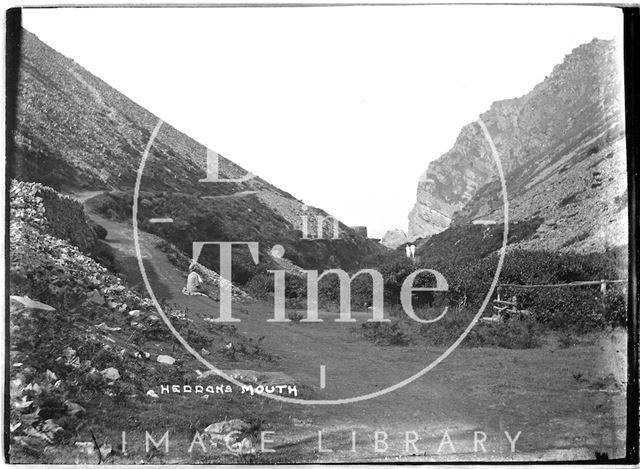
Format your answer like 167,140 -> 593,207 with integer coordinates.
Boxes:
10,182 -> 99,253
408,38 -> 627,253
10,29 -> 383,274
8,180 -> 287,462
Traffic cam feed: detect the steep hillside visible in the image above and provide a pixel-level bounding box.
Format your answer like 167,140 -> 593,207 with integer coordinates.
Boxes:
10,28 -> 383,276
453,137 -> 627,253
408,38 -> 627,252
8,180 -> 289,463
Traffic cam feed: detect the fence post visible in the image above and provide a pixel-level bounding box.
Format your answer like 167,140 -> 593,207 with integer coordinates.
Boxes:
600,280 -> 607,321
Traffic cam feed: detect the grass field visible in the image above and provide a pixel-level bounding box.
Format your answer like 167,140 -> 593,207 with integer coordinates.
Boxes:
52,205 -> 628,464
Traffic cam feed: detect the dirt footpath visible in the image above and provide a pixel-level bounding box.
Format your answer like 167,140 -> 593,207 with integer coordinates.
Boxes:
82,201 -> 628,462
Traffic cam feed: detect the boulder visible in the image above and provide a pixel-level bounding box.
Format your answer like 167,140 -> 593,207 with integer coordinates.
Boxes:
156,355 -> 175,365
380,229 -> 408,249
10,296 -> 56,312
86,290 -> 105,306
64,400 -> 86,416
204,419 -> 250,435
100,367 -> 120,381
203,423 -> 255,454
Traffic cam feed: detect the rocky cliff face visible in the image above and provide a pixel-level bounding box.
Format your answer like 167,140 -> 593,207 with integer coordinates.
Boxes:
408,38 -> 625,247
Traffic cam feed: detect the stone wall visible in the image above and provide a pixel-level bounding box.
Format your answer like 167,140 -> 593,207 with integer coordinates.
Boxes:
38,185 -> 98,253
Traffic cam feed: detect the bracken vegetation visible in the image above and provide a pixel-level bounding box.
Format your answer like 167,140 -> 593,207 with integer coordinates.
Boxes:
8,180 -> 286,463
86,190 -> 382,286
240,219 -> 627,349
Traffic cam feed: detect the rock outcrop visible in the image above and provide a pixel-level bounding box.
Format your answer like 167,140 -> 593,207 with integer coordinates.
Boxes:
380,229 -> 408,249
408,38 -> 625,245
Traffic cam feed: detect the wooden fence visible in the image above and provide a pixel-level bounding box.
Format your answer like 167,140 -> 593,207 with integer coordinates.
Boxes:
484,279 -> 628,322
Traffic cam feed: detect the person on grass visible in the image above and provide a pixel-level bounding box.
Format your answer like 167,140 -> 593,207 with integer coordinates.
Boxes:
183,262 -> 208,297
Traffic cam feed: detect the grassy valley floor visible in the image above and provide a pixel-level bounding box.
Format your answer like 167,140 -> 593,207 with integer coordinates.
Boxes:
51,195 -> 628,464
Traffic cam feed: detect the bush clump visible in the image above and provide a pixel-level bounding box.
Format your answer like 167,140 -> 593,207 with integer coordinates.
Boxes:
359,319 -> 412,346
466,319 -> 541,349
413,309 -> 541,349
392,247 -> 625,333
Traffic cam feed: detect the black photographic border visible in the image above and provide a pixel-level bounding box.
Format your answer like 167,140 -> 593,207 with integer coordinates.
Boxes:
3,3 -> 639,465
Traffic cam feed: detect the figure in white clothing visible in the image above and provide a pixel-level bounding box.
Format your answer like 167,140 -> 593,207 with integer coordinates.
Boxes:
405,244 -> 411,258
183,262 -> 208,297
410,244 -> 416,259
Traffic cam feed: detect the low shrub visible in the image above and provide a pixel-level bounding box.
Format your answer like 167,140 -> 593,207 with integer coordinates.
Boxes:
417,309 -> 478,346
219,336 -> 272,361
287,310 -> 303,322
369,246 -> 627,335
558,331 -> 580,348
244,273 -> 275,300
510,284 -> 627,333
245,272 -> 311,306
415,309 -> 541,349
359,319 -> 412,346
469,318 -> 541,349
89,241 -> 118,272
602,289 -> 627,327
84,191 -> 132,221
89,220 -> 108,240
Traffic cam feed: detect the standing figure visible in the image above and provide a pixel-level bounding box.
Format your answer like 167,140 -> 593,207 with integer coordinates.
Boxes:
405,244 -> 411,258
410,244 -> 416,259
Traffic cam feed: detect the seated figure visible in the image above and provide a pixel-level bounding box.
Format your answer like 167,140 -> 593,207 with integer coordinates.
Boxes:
183,262 -> 208,297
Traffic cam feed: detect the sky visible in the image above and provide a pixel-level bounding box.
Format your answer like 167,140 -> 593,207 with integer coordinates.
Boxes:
22,5 -> 622,238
